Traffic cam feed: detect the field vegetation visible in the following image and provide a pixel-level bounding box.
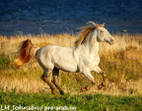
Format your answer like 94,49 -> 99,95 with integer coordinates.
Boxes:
0,92 -> 142,111
0,33 -> 142,110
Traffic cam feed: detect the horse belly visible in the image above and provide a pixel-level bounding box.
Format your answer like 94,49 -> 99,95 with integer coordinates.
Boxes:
55,63 -> 77,72
53,55 -> 78,72
54,58 -> 77,72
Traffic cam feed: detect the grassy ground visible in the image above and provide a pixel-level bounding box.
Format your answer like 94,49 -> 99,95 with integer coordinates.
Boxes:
0,92 -> 142,111
0,33 -> 142,110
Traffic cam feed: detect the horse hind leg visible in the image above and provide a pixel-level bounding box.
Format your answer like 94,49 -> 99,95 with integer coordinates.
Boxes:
52,67 -> 64,95
41,70 -> 56,95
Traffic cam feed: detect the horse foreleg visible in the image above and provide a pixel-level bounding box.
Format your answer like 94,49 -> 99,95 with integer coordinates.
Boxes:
81,81 -> 95,92
41,70 -> 56,95
52,68 -> 64,95
93,66 -> 107,89
98,71 -> 107,89
81,68 -> 95,92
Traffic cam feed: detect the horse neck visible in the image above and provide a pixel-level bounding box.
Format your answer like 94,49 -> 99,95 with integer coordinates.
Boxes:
86,30 -> 99,55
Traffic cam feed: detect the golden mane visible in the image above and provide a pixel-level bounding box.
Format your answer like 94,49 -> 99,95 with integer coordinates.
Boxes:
75,26 -> 95,46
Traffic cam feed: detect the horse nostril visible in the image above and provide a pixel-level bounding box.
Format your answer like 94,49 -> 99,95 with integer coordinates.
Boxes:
111,39 -> 114,42
110,39 -> 114,44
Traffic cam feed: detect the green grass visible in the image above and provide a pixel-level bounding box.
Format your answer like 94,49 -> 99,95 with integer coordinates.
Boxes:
0,92 -> 141,111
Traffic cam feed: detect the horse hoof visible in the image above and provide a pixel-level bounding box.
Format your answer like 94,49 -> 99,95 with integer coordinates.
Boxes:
60,91 -> 65,95
80,88 -> 86,92
98,85 -> 103,90
52,90 -> 56,95
80,88 -> 84,92
98,83 -> 105,89
101,83 -> 105,87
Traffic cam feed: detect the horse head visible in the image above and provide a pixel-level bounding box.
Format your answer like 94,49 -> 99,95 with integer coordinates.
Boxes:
88,21 -> 114,45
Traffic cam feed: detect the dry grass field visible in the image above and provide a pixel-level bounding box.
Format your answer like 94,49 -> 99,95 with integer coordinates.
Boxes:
0,33 -> 142,96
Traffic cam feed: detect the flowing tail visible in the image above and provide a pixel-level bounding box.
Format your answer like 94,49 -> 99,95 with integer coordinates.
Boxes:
14,39 -> 40,68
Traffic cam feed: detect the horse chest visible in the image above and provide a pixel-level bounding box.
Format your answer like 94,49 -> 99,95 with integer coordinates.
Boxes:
82,54 -> 100,69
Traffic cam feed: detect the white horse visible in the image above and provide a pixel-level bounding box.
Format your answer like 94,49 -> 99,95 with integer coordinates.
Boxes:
14,21 -> 114,95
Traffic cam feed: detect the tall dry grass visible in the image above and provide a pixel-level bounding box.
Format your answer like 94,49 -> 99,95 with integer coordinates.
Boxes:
0,33 -> 142,96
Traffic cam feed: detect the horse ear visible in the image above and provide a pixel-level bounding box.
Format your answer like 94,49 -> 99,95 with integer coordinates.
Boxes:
95,24 -> 99,28
100,22 -> 105,27
87,21 -> 97,27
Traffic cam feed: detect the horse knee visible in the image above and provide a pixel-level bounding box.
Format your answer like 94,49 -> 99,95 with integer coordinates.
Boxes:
42,70 -> 52,78
52,79 -> 56,84
92,81 -> 95,85
41,75 -> 47,81
52,76 -> 58,86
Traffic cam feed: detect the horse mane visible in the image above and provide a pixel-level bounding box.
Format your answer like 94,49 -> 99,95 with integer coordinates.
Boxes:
75,26 -> 95,46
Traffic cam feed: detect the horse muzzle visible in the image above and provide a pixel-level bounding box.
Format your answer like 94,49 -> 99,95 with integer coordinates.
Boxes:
109,39 -> 114,45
